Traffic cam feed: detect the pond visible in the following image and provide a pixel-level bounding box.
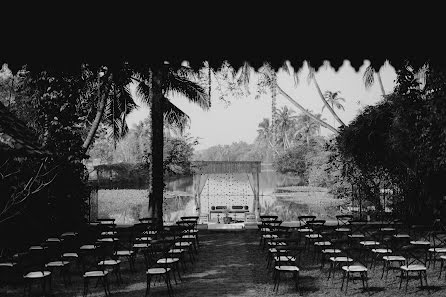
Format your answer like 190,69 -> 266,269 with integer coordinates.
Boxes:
97,171 -> 346,224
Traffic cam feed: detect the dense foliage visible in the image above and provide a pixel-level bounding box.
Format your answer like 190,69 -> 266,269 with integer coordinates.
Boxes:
335,62 -> 446,223
0,66 -> 96,249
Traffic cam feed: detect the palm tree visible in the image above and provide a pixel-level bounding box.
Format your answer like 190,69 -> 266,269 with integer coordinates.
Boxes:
270,71 -> 278,147
275,105 -> 297,150
307,65 -> 346,127
256,118 -> 279,155
363,65 -> 386,96
294,112 -> 324,146
82,64 -> 137,150
322,91 -> 345,126
251,63 -> 338,134
134,63 -> 210,224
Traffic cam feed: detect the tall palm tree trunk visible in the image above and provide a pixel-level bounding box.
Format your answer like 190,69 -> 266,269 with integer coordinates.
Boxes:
276,85 -> 338,134
271,72 -> 278,148
82,72 -> 112,150
148,67 -> 165,227
312,76 -> 345,127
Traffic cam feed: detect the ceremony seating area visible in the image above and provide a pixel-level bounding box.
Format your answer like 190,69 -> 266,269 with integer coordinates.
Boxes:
0,216 -> 202,297
2,214 -> 446,296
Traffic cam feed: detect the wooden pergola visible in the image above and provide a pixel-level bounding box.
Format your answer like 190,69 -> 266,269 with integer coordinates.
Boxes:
191,161 -> 261,220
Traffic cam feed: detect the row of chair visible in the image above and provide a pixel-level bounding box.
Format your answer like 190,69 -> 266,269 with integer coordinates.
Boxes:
258,214 -> 446,293
0,216 -> 201,297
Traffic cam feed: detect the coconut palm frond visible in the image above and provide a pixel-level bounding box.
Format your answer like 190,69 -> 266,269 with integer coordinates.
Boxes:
103,84 -> 138,146
116,85 -> 137,133
136,80 -> 153,106
363,65 -> 375,89
293,71 -> 299,87
237,62 -> 251,88
335,102 -> 345,111
165,72 -> 210,110
307,66 -> 315,85
282,61 -> 290,75
176,65 -> 200,81
323,91 -> 332,99
164,98 -> 190,133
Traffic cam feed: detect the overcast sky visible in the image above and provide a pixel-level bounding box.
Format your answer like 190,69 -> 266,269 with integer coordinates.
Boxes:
127,60 -> 397,150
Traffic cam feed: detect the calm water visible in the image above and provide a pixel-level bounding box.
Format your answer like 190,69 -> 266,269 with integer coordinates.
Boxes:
164,172 -> 335,222
98,171 -> 341,224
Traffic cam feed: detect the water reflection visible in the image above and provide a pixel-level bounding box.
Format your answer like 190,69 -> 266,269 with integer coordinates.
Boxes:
165,171 -> 302,195
99,171 -> 340,224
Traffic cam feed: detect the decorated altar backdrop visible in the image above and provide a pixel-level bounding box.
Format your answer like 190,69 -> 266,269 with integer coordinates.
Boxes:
200,173 -> 254,215
192,161 -> 261,220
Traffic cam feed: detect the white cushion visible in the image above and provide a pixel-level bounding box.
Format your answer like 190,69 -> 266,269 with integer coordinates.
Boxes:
342,265 -> 367,272
348,234 -> 365,238
46,261 -> 69,267
400,264 -> 426,271
115,250 -> 134,256
380,228 -> 395,231
101,231 -> 117,236
46,238 -> 61,242
383,256 -> 405,261
84,271 -> 108,277
322,249 -> 341,254
263,234 -> 278,238
133,243 -> 151,248
360,241 -> 379,246
80,245 -> 96,250
297,228 -> 313,233
157,258 -> 180,264
429,247 -> 446,253
61,232 -> 77,237
98,260 -> 121,266
305,234 -> 322,239
330,256 -> 353,262
274,265 -> 299,271
29,246 -> 44,250
314,241 -> 331,246
335,228 -> 351,232
24,271 -> 51,278
0,262 -> 15,267
147,268 -> 170,274
169,249 -> 185,253
371,248 -> 392,253
410,241 -> 430,245
98,238 -> 118,242
393,234 -> 410,238
63,252 -> 78,258
175,242 -> 191,247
